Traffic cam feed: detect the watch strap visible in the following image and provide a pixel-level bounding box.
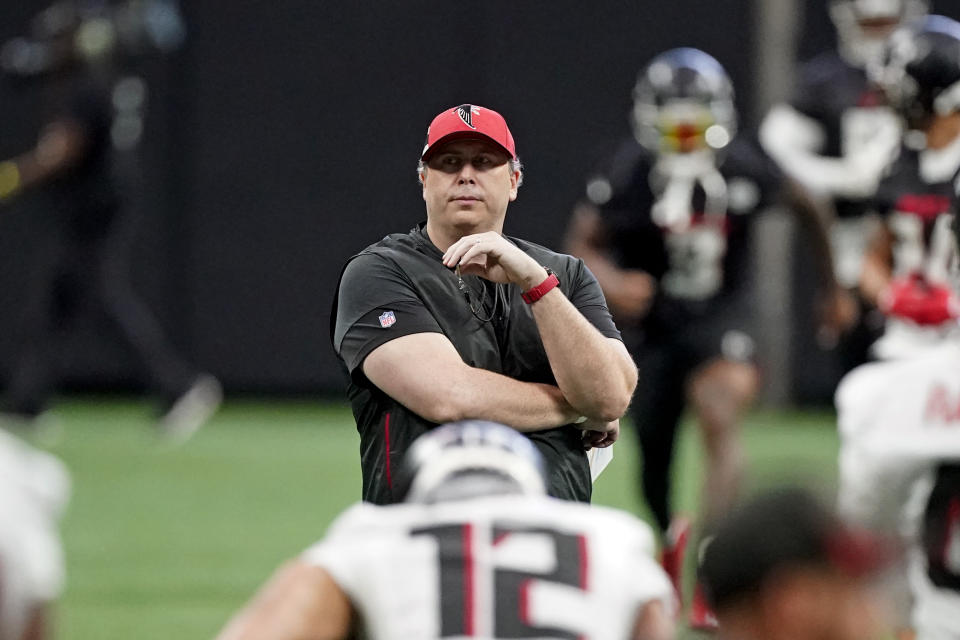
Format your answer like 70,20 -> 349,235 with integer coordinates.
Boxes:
521,269 -> 560,304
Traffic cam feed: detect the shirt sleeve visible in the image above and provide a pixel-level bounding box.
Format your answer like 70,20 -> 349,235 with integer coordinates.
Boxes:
565,260 -> 622,341
788,61 -> 830,124
610,512 -> 676,615
332,253 -> 444,379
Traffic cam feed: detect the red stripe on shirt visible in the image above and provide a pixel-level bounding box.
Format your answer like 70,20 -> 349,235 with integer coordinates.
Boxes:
519,579 -> 532,625
895,194 -> 951,221
942,498 -> 960,564
577,535 -> 590,640
384,412 -> 392,490
464,523 -> 475,635
579,534 -> 589,590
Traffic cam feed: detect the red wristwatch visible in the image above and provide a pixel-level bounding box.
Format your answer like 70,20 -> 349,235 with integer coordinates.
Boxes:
521,268 -> 560,304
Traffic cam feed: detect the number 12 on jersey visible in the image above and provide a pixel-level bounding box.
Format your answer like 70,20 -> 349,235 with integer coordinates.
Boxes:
412,523 -> 589,639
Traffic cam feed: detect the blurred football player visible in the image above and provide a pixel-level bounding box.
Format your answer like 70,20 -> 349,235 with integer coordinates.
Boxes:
857,14 -> 960,358
0,428 -> 70,640
0,0 -> 220,443
564,47 -> 844,627
835,16 -> 960,640
837,329 -> 960,640
760,0 -> 928,375
216,420 -> 675,640
701,487 -> 889,640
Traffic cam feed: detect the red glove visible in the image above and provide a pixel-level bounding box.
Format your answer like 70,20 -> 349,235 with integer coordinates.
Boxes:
878,275 -> 960,326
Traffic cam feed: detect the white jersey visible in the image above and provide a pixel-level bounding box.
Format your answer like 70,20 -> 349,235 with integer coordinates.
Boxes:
836,342 -> 960,640
303,495 -> 672,640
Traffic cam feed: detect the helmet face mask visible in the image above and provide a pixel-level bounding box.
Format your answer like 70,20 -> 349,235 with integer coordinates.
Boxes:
632,48 -> 736,156
831,0 -> 929,67
398,421 -> 548,504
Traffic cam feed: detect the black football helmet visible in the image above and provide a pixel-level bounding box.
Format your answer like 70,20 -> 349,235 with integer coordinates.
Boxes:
830,0 -> 929,67
873,15 -> 960,130
632,47 -> 736,155
398,420 -> 547,504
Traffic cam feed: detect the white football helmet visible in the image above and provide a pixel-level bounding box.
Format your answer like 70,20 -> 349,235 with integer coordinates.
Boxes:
400,421 -> 547,504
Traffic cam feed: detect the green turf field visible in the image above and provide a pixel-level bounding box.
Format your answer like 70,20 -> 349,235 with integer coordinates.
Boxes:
35,398 -> 840,639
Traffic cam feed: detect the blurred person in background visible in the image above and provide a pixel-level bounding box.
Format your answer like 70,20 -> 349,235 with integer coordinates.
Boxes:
855,14 -> 960,359
760,0 -> 928,376
836,305 -> 960,640
0,0 -> 221,443
216,420 -> 675,640
835,16 -> 960,640
563,47 -> 846,628
0,427 -> 70,640
331,104 -> 636,506
700,486 -> 890,640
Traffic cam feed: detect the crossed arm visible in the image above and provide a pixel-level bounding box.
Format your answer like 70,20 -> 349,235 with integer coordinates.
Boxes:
362,234 -> 637,430
364,330 -> 634,431
363,332 -> 584,429
526,277 -> 637,422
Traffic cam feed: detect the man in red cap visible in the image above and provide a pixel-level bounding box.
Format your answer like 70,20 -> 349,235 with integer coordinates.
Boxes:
330,104 -> 638,504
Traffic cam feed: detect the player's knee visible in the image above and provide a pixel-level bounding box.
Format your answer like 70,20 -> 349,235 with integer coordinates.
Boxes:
689,361 -> 757,436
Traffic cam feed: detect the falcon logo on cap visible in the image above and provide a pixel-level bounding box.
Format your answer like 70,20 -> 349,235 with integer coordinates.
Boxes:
456,104 -> 480,129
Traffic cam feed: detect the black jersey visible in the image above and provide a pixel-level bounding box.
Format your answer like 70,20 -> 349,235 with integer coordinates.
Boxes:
584,137 -> 780,340
873,144 -> 959,278
50,77 -> 120,240
790,51 -> 889,219
331,223 -> 621,505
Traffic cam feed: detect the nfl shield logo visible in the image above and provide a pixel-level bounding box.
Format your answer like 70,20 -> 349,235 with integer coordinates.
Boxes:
378,311 -> 396,328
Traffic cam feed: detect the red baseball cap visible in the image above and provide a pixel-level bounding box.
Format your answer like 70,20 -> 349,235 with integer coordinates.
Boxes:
420,104 -> 516,161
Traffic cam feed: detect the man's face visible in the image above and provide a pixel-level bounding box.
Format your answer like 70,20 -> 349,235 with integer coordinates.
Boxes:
421,139 -> 519,230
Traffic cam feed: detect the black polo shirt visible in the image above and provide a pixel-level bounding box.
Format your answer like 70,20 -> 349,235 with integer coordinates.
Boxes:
331,223 -> 622,504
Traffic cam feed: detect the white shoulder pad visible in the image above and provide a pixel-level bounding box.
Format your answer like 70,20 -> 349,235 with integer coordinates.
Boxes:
835,361 -> 890,438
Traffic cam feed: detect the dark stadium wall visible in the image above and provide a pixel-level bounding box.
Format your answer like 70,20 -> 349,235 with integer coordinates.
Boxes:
182,0 -> 758,393
0,3 -> 186,392
6,1 -> 954,396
